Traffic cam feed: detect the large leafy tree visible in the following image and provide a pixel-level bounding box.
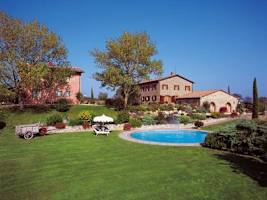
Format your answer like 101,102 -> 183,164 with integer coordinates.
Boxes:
91,32 -> 163,108
0,12 -> 71,107
252,78 -> 259,119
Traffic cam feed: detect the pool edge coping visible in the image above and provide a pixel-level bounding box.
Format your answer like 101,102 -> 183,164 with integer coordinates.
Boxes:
119,128 -> 209,147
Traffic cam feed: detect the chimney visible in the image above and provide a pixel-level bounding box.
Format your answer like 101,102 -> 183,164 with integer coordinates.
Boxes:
170,72 -> 175,75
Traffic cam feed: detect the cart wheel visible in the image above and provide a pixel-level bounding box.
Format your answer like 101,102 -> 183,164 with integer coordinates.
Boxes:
24,131 -> 34,140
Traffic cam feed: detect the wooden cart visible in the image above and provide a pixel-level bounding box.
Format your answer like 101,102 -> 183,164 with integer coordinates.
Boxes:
15,123 -> 47,140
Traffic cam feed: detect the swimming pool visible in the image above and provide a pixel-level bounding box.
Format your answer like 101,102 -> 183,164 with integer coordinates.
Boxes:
123,130 -> 208,146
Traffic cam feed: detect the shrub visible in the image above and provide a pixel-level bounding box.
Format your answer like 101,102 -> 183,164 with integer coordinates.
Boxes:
55,122 -> 66,129
78,111 -> 92,121
194,121 -> 204,128
142,115 -> 155,125
177,115 -> 191,125
0,121 -> 6,129
123,123 -> 132,131
105,98 -> 124,110
219,107 -> 228,113
159,104 -> 174,111
195,107 -> 208,113
191,113 -> 206,120
68,118 -> 83,126
116,111 -> 130,124
55,98 -> 70,112
76,92 -> 83,102
202,101 -> 210,111
46,113 -> 63,126
211,112 -> 222,119
129,118 -> 142,128
98,92 -> 108,100
175,104 -> 185,110
148,103 -> 160,112
155,112 -> 166,124
203,120 -> 267,161
230,112 -> 238,118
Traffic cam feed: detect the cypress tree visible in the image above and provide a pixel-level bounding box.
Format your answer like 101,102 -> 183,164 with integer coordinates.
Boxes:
252,78 -> 259,119
227,86 -> 231,94
91,87 -> 94,99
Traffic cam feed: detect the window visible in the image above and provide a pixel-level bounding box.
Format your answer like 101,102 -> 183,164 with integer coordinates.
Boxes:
174,85 -> 179,90
152,96 -> 157,101
185,86 -> 191,91
32,90 -> 41,99
162,84 -> 168,90
152,84 -> 157,90
146,96 -> 150,101
56,90 -> 62,97
64,91 -> 71,97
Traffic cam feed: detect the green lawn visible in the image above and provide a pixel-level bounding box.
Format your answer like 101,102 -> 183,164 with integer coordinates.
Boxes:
0,109 -> 266,200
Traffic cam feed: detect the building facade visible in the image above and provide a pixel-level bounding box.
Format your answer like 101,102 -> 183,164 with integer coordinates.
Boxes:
138,73 -> 239,112
138,72 -> 194,104
25,67 -> 83,104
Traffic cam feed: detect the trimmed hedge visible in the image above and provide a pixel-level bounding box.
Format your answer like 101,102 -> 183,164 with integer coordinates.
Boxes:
203,120 -> 267,161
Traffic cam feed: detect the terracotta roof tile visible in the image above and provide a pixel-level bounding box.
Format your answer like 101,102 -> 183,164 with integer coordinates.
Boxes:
139,74 -> 194,84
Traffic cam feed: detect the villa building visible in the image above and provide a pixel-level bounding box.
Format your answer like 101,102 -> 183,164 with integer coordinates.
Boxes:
138,72 -> 239,112
25,67 -> 83,104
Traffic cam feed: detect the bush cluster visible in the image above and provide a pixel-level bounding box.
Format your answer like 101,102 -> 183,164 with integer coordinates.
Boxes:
190,113 -> 206,120
46,113 -> 63,126
68,118 -> 83,126
123,123 -> 132,131
55,98 -> 70,112
177,115 -> 191,125
203,120 -> 267,161
210,112 -> 222,119
129,118 -> 142,128
78,111 -> 92,121
116,111 -> 130,124
159,104 -> 174,111
142,115 -> 155,125
194,121 -> 204,128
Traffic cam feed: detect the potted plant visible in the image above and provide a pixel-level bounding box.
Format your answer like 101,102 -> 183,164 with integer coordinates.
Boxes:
79,111 -> 92,129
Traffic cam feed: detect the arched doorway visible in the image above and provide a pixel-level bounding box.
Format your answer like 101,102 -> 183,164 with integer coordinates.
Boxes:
226,102 -> 232,113
210,102 -> 216,112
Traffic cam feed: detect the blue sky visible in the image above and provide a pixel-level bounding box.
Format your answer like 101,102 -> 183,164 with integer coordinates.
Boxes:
1,0 -> 267,97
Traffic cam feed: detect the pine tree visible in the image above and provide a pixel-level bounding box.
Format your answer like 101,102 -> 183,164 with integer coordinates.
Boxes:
252,78 -> 259,119
91,87 -> 94,99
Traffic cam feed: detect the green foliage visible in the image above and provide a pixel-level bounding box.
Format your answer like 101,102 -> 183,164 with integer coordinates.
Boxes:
194,121 -> 204,128
116,111 -> 130,124
46,113 -> 63,126
155,112 -> 166,124
129,118 -> 142,128
0,85 -> 15,102
211,112 -> 222,119
252,78 -> 259,119
55,98 -> 70,112
105,98 -> 124,110
0,12 -> 69,107
159,104 -> 174,111
98,92 -> 108,100
68,118 -> 83,126
78,111 -> 92,121
177,115 -> 191,125
190,113 -> 206,120
142,115 -> 155,125
76,92 -> 83,102
203,120 -> 267,161
91,32 -> 163,108
202,101 -> 210,111
0,121 -> 6,129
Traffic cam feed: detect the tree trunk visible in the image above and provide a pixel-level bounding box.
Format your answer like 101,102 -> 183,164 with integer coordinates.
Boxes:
124,93 -> 129,109
18,92 -> 24,110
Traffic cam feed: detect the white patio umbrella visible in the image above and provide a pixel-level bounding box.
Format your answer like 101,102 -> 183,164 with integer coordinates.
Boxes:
93,114 -> 114,123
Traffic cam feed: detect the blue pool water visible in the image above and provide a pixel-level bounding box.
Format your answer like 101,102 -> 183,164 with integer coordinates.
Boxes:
131,130 -> 207,144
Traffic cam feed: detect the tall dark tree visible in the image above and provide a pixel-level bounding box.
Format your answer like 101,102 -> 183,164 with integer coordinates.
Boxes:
91,32 -> 163,108
227,86 -> 231,94
91,87 -> 94,99
252,78 -> 259,119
